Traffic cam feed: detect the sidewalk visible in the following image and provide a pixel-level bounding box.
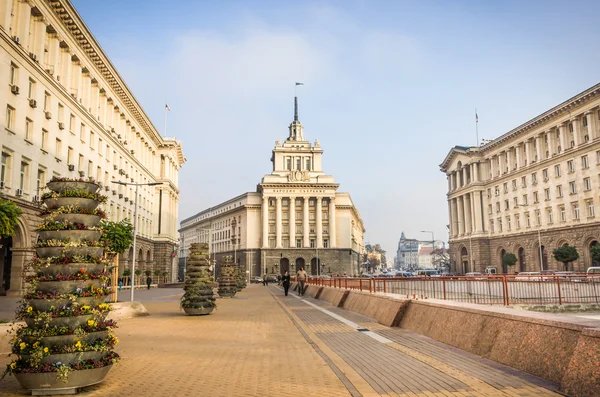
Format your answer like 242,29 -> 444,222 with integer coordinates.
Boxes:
0,285 -> 563,396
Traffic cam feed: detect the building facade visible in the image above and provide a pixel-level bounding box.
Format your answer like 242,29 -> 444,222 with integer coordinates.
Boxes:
179,98 -> 365,279
440,83 -> 600,274
395,232 -> 419,270
0,0 -> 185,295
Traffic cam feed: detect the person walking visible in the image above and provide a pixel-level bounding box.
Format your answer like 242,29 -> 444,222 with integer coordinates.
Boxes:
263,274 -> 268,286
296,267 -> 308,296
146,276 -> 152,290
118,278 -> 123,292
282,270 -> 291,296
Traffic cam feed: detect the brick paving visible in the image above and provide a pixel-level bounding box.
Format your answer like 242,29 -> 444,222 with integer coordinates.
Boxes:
0,285 -> 565,397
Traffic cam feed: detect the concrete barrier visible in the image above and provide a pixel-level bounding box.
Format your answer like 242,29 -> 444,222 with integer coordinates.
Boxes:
319,288 -> 349,307
304,285 -> 323,299
343,291 -> 409,327
562,327 -> 600,397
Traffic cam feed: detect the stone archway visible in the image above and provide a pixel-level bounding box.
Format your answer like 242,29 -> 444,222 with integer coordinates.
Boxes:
295,258 -> 305,273
4,218 -> 29,296
499,249 -> 507,274
310,258 -> 321,276
590,240 -> 600,267
518,247 -> 526,273
460,246 -> 468,274
0,236 -> 13,294
280,258 -> 290,275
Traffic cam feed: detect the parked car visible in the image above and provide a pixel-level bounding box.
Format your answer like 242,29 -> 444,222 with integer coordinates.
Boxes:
266,275 -> 278,283
465,272 -> 486,280
414,269 -> 440,277
587,267 -> 600,274
250,276 -> 263,284
554,271 -> 586,282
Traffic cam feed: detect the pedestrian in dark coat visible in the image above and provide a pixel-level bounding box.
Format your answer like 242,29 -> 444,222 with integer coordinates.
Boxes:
146,276 -> 152,290
282,271 -> 291,296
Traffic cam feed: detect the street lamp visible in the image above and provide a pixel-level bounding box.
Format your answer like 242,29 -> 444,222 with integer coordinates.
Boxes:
420,231 -> 435,269
517,204 -> 544,272
112,181 -> 163,302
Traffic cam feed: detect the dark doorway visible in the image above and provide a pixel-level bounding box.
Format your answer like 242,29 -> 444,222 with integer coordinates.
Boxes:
540,245 -> 548,271
460,247 -> 468,274
518,247 -> 526,272
310,258 -> 321,275
280,258 -> 290,275
500,249 -> 507,274
295,258 -> 305,273
590,241 -> 599,267
0,237 -> 13,295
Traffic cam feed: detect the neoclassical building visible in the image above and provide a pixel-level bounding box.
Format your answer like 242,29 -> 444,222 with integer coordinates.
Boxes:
179,98 -> 365,278
0,0 -> 184,295
440,83 -> 600,274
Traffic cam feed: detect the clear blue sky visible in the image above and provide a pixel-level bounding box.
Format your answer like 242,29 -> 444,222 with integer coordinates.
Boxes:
73,0 -> 600,260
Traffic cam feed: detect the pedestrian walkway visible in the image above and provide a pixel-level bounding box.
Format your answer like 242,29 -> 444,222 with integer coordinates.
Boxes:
0,285 -> 563,396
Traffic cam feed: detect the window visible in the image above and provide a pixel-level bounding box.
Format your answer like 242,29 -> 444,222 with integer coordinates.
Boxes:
98,139 -> 103,156
521,176 -> 527,187
533,191 -> 539,203
36,169 -> 45,194
296,239 -> 302,248
25,118 -> 32,141
506,216 -> 511,231
55,139 -> 62,158
494,186 -> 499,196
1,152 -> 10,185
306,158 -> 311,170
490,219 -> 495,233
69,114 -> 75,133
560,206 -> 566,222
525,212 -> 531,227
512,179 -> 517,190
522,194 -> 528,205
496,202 -> 500,213
41,129 -> 48,151
44,92 -> 51,112
67,147 -> 74,165
488,204 -> 492,215
583,116 -> 588,127
544,188 -> 550,201
503,182 -> 508,193
569,181 -> 576,194
487,188 -> 492,198
587,200 -> 595,218
310,239 -> 315,248
504,199 -> 509,210
9,62 -> 18,86
582,155 -> 589,169
323,239 -> 329,248
6,106 -> 15,131
78,154 -> 84,171
573,202 -> 580,220
28,79 -> 36,99
597,150 -> 600,165
584,177 -> 591,191
296,158 -> 301,170
567,160 -> 575,173
547,209 -> 553,224
498,218 -> 502,232
90,132 -> 95,149
80,124 -> 86,142
58,104 -> 64,122
96,166 -> 101,182
87,161 -> 93,177
286,158 -> 291,170
532,172 -> 537,184
555,164 -> 561,177
515,213 -> 520,229
557,185 -> 563,198
513,197 -> 518,208
19,161 -> 29,191
535,210 -> 541,226
542,168 -> 548,181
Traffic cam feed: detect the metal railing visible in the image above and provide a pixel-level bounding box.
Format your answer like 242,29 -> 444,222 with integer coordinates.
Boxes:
306,275 -> 600,306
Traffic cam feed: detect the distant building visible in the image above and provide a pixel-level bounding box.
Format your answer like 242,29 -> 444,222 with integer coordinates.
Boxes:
395,232 -> 419,270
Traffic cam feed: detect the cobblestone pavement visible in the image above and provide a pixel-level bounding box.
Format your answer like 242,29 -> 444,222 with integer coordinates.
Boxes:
0,285 -> 564,396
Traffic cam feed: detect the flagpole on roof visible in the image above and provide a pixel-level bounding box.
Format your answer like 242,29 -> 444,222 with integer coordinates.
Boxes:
475,109 -> 479,147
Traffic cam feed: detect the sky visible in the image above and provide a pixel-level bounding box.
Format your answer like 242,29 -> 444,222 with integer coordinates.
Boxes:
72,0 -> 600,260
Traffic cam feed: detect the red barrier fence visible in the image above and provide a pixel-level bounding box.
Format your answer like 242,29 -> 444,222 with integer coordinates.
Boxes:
306,275 -> 600,306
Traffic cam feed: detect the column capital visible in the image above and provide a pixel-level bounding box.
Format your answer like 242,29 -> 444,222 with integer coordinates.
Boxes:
276,196 -> 282,202
584,110 -> 594,116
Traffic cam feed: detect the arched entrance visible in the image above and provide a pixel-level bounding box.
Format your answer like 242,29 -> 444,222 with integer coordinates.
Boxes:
280,258 -> 290,274
588,240 -> 600,268
310,258 -> 321,276
540,245 -> 548,271
460,247 -> 468,274
295,258 -> 305,273
500,249 -> 507,274
518,247 -> 526,272
1,218 -> 28,296
0,236 -> 13,294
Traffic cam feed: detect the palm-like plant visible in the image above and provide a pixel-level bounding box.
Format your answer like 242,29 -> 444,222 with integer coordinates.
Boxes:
0,198 -> 22,238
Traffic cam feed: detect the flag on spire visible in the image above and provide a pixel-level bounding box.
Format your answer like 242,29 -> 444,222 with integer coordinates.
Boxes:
295,82 -> 304,86
165,104 -> 171,112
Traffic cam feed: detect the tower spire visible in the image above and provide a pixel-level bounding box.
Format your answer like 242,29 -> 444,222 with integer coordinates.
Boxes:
294,96 -> 298,121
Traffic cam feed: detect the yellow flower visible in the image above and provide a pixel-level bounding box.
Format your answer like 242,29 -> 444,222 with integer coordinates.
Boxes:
43,347 -> 49,353
10,362 -> 16,370
81,305 -> 91,311
26,306 -> 33,313
87,319 -> 96,327
19,342 -> 27,350
98,303 -> 110,311
75,341 -> 82,351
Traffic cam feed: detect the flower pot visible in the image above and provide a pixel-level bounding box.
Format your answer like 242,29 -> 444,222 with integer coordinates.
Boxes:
39,263 -> 106,277
46,181 -> 100,194
44,197 -> 99,211
35,279 -> 103,294
14,364 -> 112,395
27,296 -> 107,312
22,331 -> 109,348
38,230 -> 102,243
36,247 -> 104,258
21,351 -> 105,365
25,314 -> 96,329
54,214 -> 101,227
183,306 -> 214,315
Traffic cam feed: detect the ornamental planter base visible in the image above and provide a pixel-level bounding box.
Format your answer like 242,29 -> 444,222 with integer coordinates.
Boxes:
183,307 -> 214,315
14,365 -> 112,396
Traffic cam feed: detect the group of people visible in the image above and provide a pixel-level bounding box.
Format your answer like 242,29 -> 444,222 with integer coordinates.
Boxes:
262,267 -> 308,297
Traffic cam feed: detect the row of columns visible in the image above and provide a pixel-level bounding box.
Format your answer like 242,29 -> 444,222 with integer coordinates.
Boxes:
449,162 -> 481,191
449,191 -> 484,238
262,196 -> 336,249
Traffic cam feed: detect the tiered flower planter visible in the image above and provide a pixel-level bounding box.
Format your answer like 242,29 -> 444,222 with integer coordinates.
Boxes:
5,178 -> 118,395
217,255 -> 237,298
235,264 -> 246,292
181,243 -> 216,315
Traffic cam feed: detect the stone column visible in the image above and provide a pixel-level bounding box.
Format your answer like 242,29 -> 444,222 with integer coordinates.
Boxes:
558,123 -> 567,152
547,130 -> 556,156
473,163 -> 479,182
506,149 -> 513,172
329,197 -> 337,248
262,196 -> 269,248
303,197 -> 310,248
535,135 -> 543,162
489,157 -> 495,179
16,1 -> 31,49
473,191 -> 483,233
448,200 -> 454,237
289,197 -> 295,247
462,167 -> 468,185
571,118 -> 580,147
451,199 -> 459,237
464,194 -> 472,234
316,197 -> 323,248
585,111 -> 597,140
524,140 -> 531,166
32,16 -> 46,64
275,197 -> 282,248
457,196 -> 465,236
448,175 -> 452,191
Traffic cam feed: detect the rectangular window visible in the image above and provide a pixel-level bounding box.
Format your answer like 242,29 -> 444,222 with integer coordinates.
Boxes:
587,201 -> 595,217
286,158 -> 291,170
584,177 -> 591,191
25,118 -> 32,141
533,191 -> 539,203
55,138 -> 62,158
87,161 -> 93,177
536,210 -> 541,226
90,131 -> 95,149
78,154 -> 84,171
44,92 -> 51,112
557,185 -> 563,198
490,219 -> 495,233
569,181 -> 576,194
525,212 -> 531,227
504,199 -> 509,210
506,216 -> 511,231
567,160 -> 574,173
532,172 -> 537,184
69,114 -> 75,134
573,203 -> 580,220
495,202 -> 500,213
58,104 -> 64,122
542,168 -> 548,181
310,239 -> 315,248
547,209 -> 553,224
9,62 -> 18,86
560,206 -> 566,222
19,161 -> 29,191
487,188 -> 492,198
512,179 -> 517,190
503,182 -> 508,193
296,239 -> 302,248
513,197 -> 518,208
296,225 -> 302,234
515,214 -> 520,229
98,139 -> 103,156
544,188 -> 550,200
41,129 -> 48,151
323,239 -> 329,248
582,155 -> 589,169
1,152 -> 10,185
521,176 -> 527,187
597,150 -> 600,165
67,147 -> 74,165
488,204 -> 493,215
555,164 -> 561,177
296,158 -> 301,170
6,106 -> 15,131
28,79 -> 36,99
36,168 -> 45,194
498,218 -> 502,232
306,158 -> 311,170
80,124 -> 86,142
522,194 -> 528,206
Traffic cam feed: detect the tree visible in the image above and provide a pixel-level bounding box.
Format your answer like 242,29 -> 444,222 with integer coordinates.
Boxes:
0,198 -> 22,238
552,244 -> 579,271
432,248 -> 450,270
122,268 -> 131,286
502,252 -> 518,269
100,219 -> 134,256
590,245 -> 600,266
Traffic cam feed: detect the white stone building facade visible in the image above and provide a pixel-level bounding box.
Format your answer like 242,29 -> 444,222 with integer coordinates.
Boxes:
179,98 -> 365,278
440,83 -> 600,274
0,0 -> 185,295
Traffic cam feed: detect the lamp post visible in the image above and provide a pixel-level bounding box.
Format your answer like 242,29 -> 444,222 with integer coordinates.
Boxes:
517,204 -> 544,272
420,231 -> 435,269
112,181 -> 163,302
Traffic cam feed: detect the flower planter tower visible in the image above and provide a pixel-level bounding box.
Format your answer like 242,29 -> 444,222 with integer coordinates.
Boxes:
5,177 -> 118,395
217,255 -> 237,298
235,263 -> 246,292
181,243 -> 216,315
